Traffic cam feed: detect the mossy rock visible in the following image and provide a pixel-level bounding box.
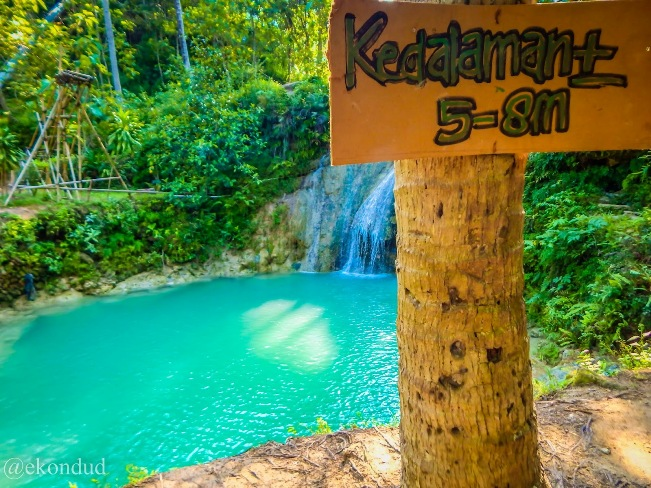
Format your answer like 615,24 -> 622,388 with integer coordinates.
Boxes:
566,368 -> 623,389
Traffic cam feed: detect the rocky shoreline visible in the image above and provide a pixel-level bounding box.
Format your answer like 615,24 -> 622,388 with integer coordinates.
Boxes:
0,248 -> 298,326
0,192 -> 314,326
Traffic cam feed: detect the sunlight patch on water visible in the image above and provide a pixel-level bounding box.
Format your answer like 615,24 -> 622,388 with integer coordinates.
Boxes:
243,300 -> 338,372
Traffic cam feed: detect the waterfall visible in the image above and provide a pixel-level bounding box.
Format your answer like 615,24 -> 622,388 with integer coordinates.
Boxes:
287,160 -> 395,273
342,168 -> 395,274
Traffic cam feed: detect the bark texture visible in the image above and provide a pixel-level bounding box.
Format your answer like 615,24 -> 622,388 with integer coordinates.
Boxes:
101,0 -> 122,95
174,0 -> 191,72
394,153 -> 542,488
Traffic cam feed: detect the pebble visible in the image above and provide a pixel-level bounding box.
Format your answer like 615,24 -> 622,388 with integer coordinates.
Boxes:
599,447 -> 611,455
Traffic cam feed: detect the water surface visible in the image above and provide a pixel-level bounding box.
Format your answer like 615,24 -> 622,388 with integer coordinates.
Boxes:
0,273 -> 398,487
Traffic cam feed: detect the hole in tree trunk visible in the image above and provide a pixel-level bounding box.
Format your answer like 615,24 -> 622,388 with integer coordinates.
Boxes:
450,340 -> 466,358
439,374 -> 464,389
448,287 -> 465,305
487,347 -> 503,363
405,287 -> 421,309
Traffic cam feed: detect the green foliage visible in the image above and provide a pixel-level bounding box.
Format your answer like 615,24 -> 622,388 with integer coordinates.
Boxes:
312,417 -> 333,434
125,464 -> 155,485
271,204 -> 288,227
0,0 -> 331,303
75,464 -> 156,488
107,108 -> 142,157
0,116 -> 23,189
536,341 -> 562,366
288,413 -> 400,437
575,349 -> 613,376
524,151 -> 651,352
287,416 -> 332,436
533,370 -> 570,399
122,76 -> 328,245
1,0 -> 330,147
0,196 -> 254,303
0,44 -> 329,303
618,337 -> 651,370
622,152 -> 651,208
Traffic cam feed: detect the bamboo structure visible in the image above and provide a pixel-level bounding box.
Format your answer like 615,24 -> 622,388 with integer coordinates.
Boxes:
4,70 -> 128,206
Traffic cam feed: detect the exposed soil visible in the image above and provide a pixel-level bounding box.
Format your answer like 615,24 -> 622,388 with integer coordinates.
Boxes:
0,205 -> 45,219
134,370 -> 651,488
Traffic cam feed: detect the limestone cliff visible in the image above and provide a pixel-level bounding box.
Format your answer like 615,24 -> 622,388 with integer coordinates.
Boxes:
252,157 -> 396,273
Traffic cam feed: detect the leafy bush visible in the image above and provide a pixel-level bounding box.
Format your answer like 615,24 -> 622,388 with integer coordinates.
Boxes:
0,75 -> 329,305
619,342 -> 651,370
0,197 -> 229,303
524,151 -> 651,351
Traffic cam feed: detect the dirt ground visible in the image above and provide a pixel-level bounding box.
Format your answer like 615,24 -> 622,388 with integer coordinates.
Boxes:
0,205 -> 44,219
135,370 -> 651,488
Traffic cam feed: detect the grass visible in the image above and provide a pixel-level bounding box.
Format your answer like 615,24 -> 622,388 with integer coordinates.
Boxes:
3,190 -> 137,207
288,412 -> 401,437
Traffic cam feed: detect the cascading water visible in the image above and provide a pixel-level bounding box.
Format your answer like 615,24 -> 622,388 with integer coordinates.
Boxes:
342,168 -> 395,274
289,160 -> 395,273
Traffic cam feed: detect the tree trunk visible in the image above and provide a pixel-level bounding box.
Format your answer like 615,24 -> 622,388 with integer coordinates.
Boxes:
174,0 -> 191,72
101,0 -> 122,95
394,3 -> 542,487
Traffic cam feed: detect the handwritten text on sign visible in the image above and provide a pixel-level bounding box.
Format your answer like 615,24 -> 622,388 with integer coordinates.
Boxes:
327,0 -> 651,165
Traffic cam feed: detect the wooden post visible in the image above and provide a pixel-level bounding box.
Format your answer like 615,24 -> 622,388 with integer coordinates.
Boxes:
392,1 -> 542,486
4,72 -> 124,206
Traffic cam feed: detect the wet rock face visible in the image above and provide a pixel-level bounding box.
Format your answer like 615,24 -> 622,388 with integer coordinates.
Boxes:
274,158 -> 396,273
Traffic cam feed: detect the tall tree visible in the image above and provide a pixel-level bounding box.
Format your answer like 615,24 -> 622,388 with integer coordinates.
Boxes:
393,0 -> 543,486
174,0 -> 191,72
101,0 -> 122,94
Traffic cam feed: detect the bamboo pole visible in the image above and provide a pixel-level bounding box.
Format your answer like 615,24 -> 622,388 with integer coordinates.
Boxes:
4,88 -> 66,205
16,177 -> 119,189
55,112 -> 62,200
54,117 -> 73,200
77,97 -> 83,189
80,105 -> 129,191
63,140 -> 79,198
22,147 -> 53,198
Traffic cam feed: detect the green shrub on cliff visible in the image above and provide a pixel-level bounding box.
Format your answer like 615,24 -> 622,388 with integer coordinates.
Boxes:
0,77 -> 329,305
0,197 -> 231,303
524,151 -> 651,351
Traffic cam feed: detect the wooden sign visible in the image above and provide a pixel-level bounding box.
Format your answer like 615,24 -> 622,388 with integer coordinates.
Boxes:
328,0 -> 651,165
